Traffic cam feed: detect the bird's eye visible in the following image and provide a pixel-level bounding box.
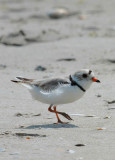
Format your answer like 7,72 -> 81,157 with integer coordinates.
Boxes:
82,74 -> 87,78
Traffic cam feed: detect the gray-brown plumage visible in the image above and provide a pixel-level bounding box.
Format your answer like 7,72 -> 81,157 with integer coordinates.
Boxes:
11,77 -> 70,92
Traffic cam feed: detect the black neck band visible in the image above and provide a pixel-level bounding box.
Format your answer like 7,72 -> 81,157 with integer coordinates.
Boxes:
69,75 -> 86,92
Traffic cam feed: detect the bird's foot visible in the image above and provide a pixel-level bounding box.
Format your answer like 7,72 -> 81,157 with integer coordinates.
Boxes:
54,119 -> 69,124
58,112 -> 73,120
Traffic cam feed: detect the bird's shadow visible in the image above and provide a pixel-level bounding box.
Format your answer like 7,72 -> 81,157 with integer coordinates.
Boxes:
24,123 -> 78,129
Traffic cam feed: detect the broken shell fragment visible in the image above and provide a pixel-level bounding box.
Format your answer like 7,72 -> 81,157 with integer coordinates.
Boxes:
48,8 -> 69,19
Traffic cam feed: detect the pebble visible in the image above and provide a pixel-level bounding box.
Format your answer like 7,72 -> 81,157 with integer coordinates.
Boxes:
104,116 -> 111,119
33,113 -> 41,116
0,64 -> 7,69
75,144 -> 86,147
35,65 -> 47,71
107,100 -> 115,104
15,113 -> 23,117
107,59 -> 115,63
96,94 -> 102,97
57,58 -> 76,61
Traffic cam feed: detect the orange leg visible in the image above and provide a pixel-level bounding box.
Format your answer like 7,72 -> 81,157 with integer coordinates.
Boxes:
53,106 -> 68,124
48,105 -> 72,124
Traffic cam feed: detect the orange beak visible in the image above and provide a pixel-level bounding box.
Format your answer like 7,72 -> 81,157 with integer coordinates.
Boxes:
92,77 -> 100,83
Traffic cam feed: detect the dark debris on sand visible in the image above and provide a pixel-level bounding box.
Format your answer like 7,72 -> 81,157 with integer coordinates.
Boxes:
14,133 -> 46,137
57,58 -> 76,61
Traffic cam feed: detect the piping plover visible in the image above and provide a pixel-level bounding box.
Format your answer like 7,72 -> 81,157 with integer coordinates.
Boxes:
11,69 -> 100,124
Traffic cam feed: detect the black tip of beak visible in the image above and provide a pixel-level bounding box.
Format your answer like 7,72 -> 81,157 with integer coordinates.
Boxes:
96,80 -> 100,83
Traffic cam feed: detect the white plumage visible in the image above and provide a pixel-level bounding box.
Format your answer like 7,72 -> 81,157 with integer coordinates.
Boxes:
11,69 -> 100,123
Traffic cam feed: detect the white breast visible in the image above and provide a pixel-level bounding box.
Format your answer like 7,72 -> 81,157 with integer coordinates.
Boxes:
29,84 -> 85,105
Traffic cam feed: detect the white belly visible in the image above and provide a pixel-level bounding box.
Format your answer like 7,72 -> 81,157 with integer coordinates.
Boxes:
29,85 -> 85,105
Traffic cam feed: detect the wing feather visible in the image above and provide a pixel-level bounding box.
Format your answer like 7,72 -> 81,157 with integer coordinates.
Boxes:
34,78 -> 69,91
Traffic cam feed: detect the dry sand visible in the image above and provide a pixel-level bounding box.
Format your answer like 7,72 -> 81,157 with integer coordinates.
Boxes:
0,0 -> 115,160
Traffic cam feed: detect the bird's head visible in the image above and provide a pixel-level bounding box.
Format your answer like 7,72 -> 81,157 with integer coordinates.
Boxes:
71,69 -> 100,90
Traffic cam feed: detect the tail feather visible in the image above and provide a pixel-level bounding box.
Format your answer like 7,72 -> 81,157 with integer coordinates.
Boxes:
11,80 -> 20,83
11,77 -> 33,89
11,77 -> 34,84
16,77 -> 34,82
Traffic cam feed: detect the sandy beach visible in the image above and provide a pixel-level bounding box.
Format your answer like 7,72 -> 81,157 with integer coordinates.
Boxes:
0,0 -> 115,159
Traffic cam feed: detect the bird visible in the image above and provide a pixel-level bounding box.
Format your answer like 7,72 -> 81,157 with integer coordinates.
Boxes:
11,69 -> 100,124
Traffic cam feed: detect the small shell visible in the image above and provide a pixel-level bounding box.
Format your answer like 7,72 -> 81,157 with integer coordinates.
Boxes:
104,116 -> 111,119
97,127 -> 106,130
67,149 -> 75,154
48,8 -> 69,19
